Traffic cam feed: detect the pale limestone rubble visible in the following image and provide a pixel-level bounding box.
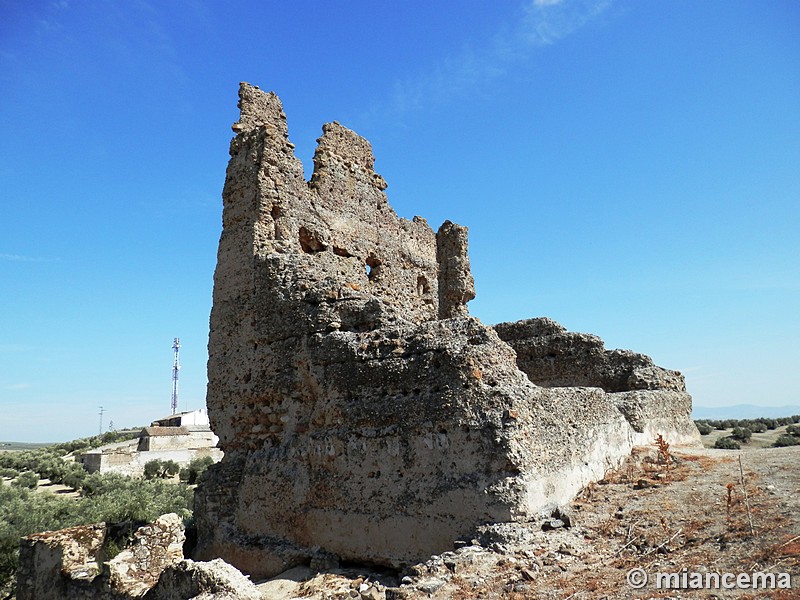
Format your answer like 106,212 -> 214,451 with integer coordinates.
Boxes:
17,514 -> 185,599
16,515 -> 262,600
192,82 -> 701,579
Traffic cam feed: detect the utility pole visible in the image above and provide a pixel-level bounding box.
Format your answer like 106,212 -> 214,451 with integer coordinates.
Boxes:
98,406 -> 104,436
171,338 -> 181,415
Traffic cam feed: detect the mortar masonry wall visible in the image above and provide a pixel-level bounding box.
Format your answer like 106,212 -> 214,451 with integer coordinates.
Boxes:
191,82 -> 701,578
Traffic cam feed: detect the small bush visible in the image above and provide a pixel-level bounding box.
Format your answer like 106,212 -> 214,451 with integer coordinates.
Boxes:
11,472 -> 38,489
785,424 -> 800,437
714,437 -> 741,450
731,427 -> 752,443
695,423 -> 713,435
143,460 -> 164,480
62,469 -> 86,490
773,434 -> 800,448
162,460 -> 180,478
188,456 -> 215,483
143,459 -> 181,480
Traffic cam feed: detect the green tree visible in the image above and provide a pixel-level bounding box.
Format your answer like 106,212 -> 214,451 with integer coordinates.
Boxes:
695,422 -> 713,435
785,424 -> 800,436
63,467 -> 87,490
162,460 -> 180,478
143,459 -> 164,480
11,472 -> 38,489
0,467 -> 18,479
714,437 -> 741,450
730,427 -> 752,443
773,434 -> 800,448
185,456 -> 215,484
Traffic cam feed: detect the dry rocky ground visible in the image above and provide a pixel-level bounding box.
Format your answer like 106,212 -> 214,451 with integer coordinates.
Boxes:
255,444 -> 799,600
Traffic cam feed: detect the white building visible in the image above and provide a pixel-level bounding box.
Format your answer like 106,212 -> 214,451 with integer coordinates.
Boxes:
77,409 -> 222,476
150,408 -> 212,430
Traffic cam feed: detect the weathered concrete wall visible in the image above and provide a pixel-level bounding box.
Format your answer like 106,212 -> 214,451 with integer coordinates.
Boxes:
194,83 -> 700,579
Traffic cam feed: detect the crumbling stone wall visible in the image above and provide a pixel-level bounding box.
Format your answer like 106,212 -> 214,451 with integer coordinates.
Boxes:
17,523 -> 106,600
494,317 -> 685,392
194,83 -> 700,579
106,514 -> 185,597
16,514 -> 184,600
16,515 -> 262,600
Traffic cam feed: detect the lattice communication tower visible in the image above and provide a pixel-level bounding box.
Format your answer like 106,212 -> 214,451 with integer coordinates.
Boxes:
171,338 -> 181,415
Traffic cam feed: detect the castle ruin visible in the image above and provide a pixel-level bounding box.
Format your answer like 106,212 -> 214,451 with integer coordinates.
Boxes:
192,82 -> 700,578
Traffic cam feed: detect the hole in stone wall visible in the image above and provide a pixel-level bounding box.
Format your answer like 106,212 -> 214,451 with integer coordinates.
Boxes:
299,227 -> 326,253
417,276 -> 430,296
271,205 -> 282,239
333,246 -> 352,258
365,256 -> 381,281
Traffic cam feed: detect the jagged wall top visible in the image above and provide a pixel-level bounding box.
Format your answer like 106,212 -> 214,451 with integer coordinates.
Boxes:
207,83 -> 477,450
198,83 -> 699,577
232,84 -> 288,135
217,82 -> 474,328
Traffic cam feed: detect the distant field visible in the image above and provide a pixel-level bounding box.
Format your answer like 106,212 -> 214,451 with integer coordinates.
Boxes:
0,441 -> 53,452
698,424 -> 793,449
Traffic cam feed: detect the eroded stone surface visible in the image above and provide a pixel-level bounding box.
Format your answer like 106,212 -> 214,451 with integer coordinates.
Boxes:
16,514 -> 185,600
17,523 -> 106,600
143,559 -> 262,600
493,317 -> 685,392
107,513 -> 185,597
193,82 -> 700,578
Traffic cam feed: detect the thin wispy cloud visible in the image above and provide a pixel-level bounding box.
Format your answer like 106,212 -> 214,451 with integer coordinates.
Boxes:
5,383 -> 30,391
524,0 -> 612,46
0,344 -> 35,353
0,253 -> 59,262
370,0 -> 612,121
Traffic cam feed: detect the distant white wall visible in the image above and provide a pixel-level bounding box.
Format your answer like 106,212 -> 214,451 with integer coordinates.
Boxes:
179,409 -> 210,428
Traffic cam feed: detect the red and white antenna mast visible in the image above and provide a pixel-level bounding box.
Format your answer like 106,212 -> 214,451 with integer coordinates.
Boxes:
171,338 -> 181,415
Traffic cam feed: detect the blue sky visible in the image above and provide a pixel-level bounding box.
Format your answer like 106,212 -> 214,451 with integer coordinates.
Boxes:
1,1 -> 798,442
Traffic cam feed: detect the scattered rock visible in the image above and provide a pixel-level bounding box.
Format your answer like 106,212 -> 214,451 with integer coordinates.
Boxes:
415,577 -> 447,594
143,558 -> 262,600
542,519 -> 565,531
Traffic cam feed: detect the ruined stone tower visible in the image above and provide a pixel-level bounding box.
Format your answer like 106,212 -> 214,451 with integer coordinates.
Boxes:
194,83 -> 700,578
